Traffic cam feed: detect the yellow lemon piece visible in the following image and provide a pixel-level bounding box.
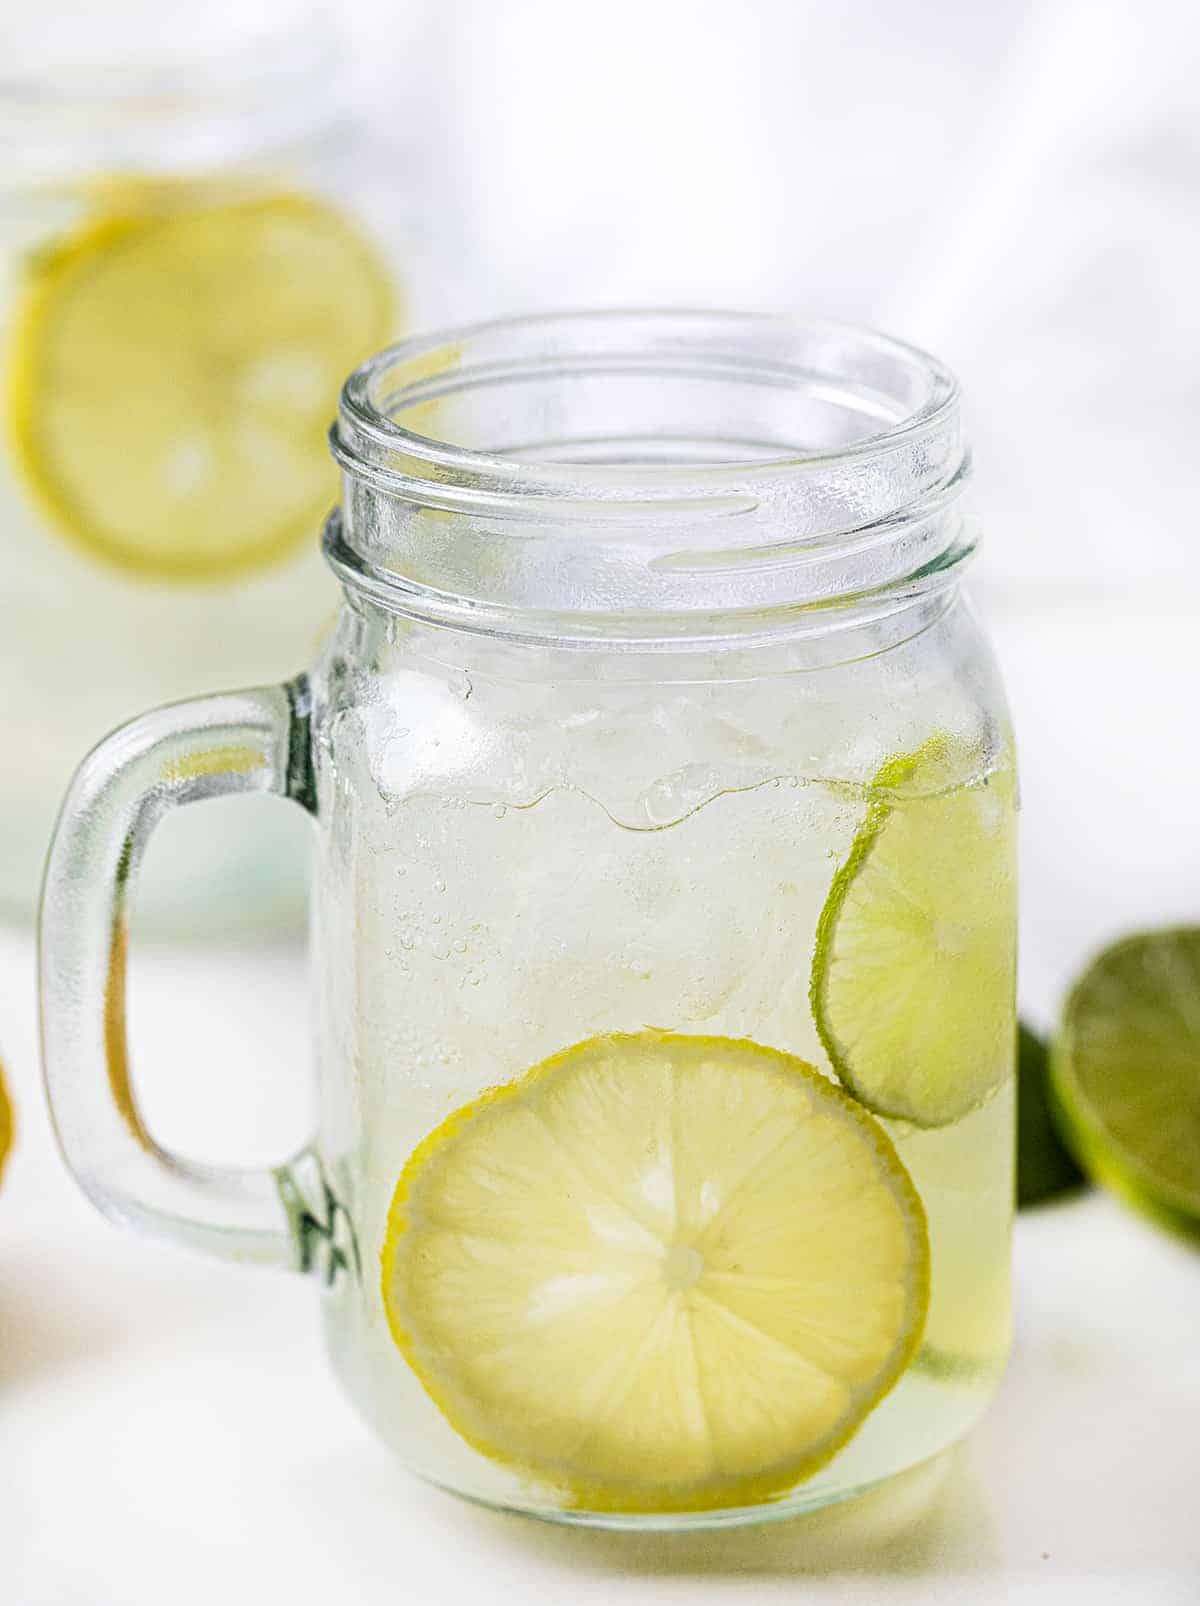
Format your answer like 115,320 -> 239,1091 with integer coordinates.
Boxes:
8,179 -> 396,581
0,1060 -> 12,1184
811,736 -> 1017,1128
381,1032 -> 929,1513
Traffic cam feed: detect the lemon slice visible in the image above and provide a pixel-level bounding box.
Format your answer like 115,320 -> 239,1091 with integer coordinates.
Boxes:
381,1032 -> 929,1513
8,180 -> 396,580
810,737 -> 1017,1129
1052,928 -> 1200,1239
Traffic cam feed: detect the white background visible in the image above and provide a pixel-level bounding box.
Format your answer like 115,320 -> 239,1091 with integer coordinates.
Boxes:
359,0 -> 1200,1024
5,1 -> 1200,1600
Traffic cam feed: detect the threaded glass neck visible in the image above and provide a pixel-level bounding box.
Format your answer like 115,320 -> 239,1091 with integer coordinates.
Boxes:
329,311 -> 973,647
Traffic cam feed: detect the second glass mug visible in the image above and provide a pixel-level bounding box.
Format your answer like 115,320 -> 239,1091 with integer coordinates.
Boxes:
41,313 -> 1017,1529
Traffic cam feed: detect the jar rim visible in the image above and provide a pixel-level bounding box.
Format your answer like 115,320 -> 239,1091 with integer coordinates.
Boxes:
328,310 -> 973,646
336,309 -> 960,500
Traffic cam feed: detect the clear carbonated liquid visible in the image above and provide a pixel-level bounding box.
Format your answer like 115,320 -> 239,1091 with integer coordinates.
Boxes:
316,704 -> 1015,1524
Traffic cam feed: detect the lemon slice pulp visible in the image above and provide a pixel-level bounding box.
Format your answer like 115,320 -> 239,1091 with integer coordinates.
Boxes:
381,1032 -> 929,1513
811,737 -> 1017,1128
8,179 -> 396,580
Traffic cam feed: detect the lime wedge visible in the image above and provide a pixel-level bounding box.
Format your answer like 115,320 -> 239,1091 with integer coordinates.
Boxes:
810,736 -> 1017,1128
1017,1023 -> 1085,1207
381,1032 -> 929,1513
1051,929 -> 1200,1238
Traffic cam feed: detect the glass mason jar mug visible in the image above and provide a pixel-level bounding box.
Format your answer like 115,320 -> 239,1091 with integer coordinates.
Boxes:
41,313 -> 1018,1528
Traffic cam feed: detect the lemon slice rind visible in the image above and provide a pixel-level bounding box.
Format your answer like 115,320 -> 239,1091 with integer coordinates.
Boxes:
0,1061 -> 11,1185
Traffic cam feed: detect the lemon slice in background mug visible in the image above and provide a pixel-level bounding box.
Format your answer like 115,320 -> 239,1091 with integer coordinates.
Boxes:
381,1032 -> 929,1514
810,736 -> 1017,1129
8,179 -> 395,581
1052,929 -> 1200,1240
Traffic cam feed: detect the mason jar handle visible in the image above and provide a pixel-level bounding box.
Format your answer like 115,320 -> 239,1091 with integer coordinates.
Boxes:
39,676 -> 339,1275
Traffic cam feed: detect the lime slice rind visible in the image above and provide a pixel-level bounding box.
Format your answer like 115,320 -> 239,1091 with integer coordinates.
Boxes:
1051,928 -> 1200,1240
381,1032 -> 929,1514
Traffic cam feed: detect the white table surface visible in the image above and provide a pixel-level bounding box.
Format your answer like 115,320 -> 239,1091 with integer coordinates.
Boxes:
2,920 -> 1198,1606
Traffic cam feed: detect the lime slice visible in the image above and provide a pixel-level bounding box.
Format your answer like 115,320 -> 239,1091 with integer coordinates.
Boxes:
1017,1023 -> 1085,1207
1051,929 -> 1200,1238
8,179 -> 396,580
810,737 -> 1017,1128
381,1032 -> 929,1514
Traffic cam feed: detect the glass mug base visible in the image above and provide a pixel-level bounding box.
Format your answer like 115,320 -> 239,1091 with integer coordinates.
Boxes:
388,1445 -> 975,1535
41,314 -> 1016,1531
